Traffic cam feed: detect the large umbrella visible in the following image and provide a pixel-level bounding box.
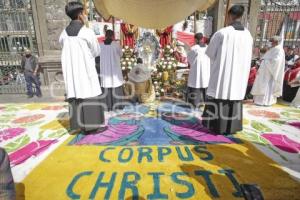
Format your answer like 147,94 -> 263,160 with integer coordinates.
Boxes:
94,0 -> 216,29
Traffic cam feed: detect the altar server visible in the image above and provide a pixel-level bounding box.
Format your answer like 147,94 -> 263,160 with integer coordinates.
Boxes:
202,5 -> 253,135
186,32 -> 210,107
99,30 -> 125,111
251,36 -> 285,106
59,2 -> 106,134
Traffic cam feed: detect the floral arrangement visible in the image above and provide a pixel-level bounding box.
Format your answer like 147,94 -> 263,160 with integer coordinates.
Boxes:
121,46 -> 137,80
152,45 -> 178,97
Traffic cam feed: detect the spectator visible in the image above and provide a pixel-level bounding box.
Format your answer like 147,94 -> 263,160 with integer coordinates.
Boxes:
21,49 -> 42,98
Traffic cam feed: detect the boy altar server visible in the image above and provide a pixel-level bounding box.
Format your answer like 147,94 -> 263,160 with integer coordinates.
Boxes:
59,2 -> 106,134
186,32 -> 210,107
202,5 -> 253,135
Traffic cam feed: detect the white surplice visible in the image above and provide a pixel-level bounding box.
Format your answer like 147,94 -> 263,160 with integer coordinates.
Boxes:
187,44 -> 210,88
251,45 -> 285,106
205,26 -> 253,100
59,26 -> 101,99
99,41 -> 123,88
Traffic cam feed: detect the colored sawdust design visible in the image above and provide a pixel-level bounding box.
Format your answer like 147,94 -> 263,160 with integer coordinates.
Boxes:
248,110 -> 280,118
288,121 -> 300,130
0,103 -> 69,173
0,102 -> 299,197
71,109 -> 240,146
262,133 -> 300,153
19,139 -> 300,200
250,120 -> 272,132
9,140 -> 57,166
75,123 -> 144,145
0,128 -> 26,142
12,114 -> 45,124
165,125 -> 235,144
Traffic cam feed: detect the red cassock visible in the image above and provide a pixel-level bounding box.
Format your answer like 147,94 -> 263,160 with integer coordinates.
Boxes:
285,63 -> 300,83
157,26 -> 173,48
121,23 -> 137,48
248,67 -> 257,86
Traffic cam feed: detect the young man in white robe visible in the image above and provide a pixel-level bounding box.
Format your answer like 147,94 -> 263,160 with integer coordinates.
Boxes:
99,30 -> 125,111
202,5 -> 253,135
251,36 -> 285,106
186,32 -> 210,108
59,2 -> 106,134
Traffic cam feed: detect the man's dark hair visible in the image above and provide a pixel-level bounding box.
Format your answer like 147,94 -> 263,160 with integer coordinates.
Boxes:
105,30 -> 114,39
228,5 -> 245,19
104,30 -> 114,45
65,1 -> 84,20
194,33 -> 203,41
137,58 -> 143,64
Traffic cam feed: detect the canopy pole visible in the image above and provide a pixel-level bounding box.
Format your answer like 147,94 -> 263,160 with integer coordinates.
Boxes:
112,16 -> 115,32
224,0 -> 231,27
83,0 -> 89,27
194,12 -> 197,33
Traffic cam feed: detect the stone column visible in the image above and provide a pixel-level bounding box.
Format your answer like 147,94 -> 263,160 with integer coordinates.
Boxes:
32,0 -> 69,85
248,0 -> 260,38
262,20 -> 269,41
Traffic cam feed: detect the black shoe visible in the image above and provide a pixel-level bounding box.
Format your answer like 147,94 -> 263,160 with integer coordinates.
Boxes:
84,126 -> 108,135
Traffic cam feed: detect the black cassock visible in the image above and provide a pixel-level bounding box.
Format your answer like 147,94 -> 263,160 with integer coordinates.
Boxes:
66,20 -> 104,132
202,97 -> 243,135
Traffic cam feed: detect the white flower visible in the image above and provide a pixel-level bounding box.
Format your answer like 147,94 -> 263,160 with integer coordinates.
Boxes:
125,58 -> 129,61
122,62 -> 126,65
166,45 -> 170,49
161,89 -> 165,92
130,49 -> 134,52
159,72 -> 162,76
128,61 -> 132,65
156,92 -> 160,96
125,46 -> 129,49
172,63 -> 176,67
122,67 -> 126,70
171,57 -> 175,61
159,62 -> 163,65
153,68 -> 158,72
128,66 -> 132,70
122,49 -> 125,52
131,58 -> 135,61
168,62 -> 172,65
164,62 -> 167,65
162,65 -> 166,69
167,57 -> 170,60
170,49 -> 174,53
155,86 -> 159,89
167,65 -> 172,69
154,81 -> 158,85
161,58 -> 165,61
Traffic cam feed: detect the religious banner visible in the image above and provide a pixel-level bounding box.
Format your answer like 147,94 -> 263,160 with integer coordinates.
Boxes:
156,26 -> 173,48
121,23 -> 139,48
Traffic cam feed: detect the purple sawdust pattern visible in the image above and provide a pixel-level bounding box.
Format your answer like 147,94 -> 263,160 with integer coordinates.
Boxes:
76,123 -> 139,145
9,140 -> 57,166
288,122 -> 300,130
0,128 -> 26,142
170,125 -> 234,143
262,133 -> 300,153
